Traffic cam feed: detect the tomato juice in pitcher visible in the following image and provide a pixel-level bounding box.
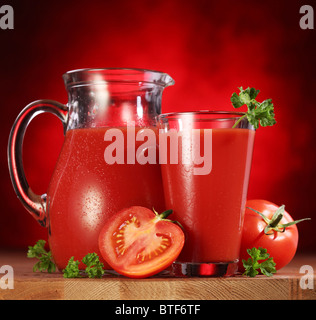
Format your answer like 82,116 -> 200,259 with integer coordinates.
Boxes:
8,68 -> 174,270
48,126 -> 165,270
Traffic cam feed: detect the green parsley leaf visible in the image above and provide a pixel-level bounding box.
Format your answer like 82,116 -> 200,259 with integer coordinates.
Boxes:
82,253 -> 105,278
63,253 -> 105,278
27,240 -> 56,273
260,257 -> 277,277
63,257 -> 81,278
27,241 -> 106,278
242,247 -> 276,277
231,87 -> 276,129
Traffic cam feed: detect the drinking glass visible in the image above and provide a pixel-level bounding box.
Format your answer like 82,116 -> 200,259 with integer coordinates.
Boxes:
157,111 -> 255,276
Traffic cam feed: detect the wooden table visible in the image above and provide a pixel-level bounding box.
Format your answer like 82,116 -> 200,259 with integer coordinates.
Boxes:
0,250 -> 315,300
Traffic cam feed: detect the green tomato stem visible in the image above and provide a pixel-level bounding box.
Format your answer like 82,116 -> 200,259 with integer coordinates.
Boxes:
246,206 -> 311,235
153,208 -> 185,233
158,209 -> 173,219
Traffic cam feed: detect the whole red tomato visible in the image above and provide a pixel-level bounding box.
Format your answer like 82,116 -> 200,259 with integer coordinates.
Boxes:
239,199 -> 310,271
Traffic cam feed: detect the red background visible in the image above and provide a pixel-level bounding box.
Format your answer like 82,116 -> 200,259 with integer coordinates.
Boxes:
1,0 -> 315,253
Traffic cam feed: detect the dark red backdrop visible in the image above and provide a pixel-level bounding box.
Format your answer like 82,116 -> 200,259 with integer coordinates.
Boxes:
1,0 -> 315,253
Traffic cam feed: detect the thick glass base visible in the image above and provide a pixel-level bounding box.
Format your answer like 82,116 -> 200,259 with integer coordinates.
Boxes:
171,260 -> 238,277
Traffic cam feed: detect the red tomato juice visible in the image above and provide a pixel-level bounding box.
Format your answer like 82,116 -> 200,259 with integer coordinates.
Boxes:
161,128 -> 255,263
47,126 -> 165,270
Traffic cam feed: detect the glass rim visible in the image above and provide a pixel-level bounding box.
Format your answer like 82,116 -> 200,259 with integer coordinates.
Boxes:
62,67 -> 175,88
158,110 -> 246,121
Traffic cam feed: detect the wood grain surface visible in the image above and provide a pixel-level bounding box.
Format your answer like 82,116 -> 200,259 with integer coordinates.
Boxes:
0,250 -> 315,300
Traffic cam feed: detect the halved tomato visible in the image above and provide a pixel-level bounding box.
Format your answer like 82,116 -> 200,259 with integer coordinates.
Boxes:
98,206 -> 185,278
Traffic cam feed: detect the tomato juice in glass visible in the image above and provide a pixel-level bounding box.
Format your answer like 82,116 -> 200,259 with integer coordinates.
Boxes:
47,126 -> 165,270
158,112 -> 255,276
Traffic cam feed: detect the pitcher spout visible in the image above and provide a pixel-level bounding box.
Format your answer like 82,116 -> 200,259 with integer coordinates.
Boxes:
63,68 -> 175,128
63,67 -> 175,89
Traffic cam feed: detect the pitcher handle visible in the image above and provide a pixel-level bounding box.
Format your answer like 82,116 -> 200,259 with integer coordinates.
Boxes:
8,100 -> 68,227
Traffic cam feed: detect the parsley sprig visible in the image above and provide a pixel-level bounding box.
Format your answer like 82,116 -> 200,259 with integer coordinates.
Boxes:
27,240 -> 105,278
242,247 -> 276,277
82,252 -> 105,278
63,253 -> 105,278
27,240 -> 56,273
231,87 -> 276,129
62,256 -> 81,278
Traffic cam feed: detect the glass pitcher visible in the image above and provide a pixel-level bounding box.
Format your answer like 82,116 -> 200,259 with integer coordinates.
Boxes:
8,68 -> 174,270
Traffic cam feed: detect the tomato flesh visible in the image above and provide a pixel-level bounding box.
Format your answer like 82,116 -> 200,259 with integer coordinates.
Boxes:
99,206 -> 185,278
